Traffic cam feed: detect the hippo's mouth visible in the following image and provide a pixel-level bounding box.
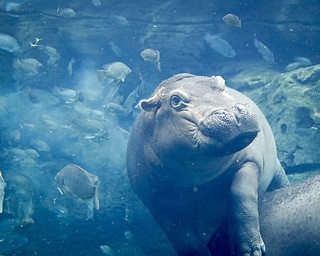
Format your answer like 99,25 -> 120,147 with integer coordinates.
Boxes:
212,130 -> 259,155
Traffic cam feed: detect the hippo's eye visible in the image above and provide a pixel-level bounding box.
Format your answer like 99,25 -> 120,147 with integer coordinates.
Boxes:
170,95 -> 186,110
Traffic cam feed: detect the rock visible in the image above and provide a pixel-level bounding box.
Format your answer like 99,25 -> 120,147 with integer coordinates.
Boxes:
290,65 -> 320,84
229,64 -> 320,168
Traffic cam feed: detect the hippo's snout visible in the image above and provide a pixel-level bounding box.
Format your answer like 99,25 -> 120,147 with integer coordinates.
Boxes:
201,104 -> 252,135
199,103 -> 260,154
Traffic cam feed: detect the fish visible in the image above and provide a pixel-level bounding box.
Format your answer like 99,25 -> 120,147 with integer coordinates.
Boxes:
92,0 -> 101,7
109,41 -> 123,57
57,7 -> 76,18
204,33 -> 236,58
285,56 -> 312,72
4,2 -> 21,12
27,88 -> 59,105
0,171 -> 6,213
294,56 -> 312,66
124,230 -> 133,240
140,48 -> 161,71
38,45 -> 60,66
13,58 -> 43,76
72,105 -> 106,120
97,62 -> 131,83
110,14 -> 129,26
52,86 -> 78,104
124,86 -> 140,110
30,139 -> 50,152
222,13 -> 241,28
254,37 -> 275,64
106,86 -> 139,116
0,33 -> 20,53
55,164 -> 100,219
71,116 -> 106,134
40,114 -> 58,130
24,148 -> 40,159
100,244 -> 116,255
105,103 -> 128,116
4,174 -> 35,225
285,62 -> 303,72
67,57 -> 76,76
82,129 -> 110,142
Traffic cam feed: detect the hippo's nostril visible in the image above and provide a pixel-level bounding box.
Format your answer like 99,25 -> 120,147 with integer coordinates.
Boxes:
235,103 -> 249,115
213,109 -> 229,115
213,109 -> 231,123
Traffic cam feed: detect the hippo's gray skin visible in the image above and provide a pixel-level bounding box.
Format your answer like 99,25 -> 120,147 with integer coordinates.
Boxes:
208,174 -> 320,256
126,73 -> 290,256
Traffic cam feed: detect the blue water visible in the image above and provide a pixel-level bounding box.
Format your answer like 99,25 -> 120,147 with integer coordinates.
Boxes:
0,1 -> 319,255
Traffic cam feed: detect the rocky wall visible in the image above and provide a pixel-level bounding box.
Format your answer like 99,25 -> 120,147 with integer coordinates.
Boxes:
229,64 -> 320,170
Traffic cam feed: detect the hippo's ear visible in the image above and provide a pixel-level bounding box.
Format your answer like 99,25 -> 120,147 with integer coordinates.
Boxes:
139,97 -> 160,112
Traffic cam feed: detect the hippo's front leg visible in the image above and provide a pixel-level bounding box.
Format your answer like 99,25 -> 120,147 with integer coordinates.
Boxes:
228,162 -> 266,256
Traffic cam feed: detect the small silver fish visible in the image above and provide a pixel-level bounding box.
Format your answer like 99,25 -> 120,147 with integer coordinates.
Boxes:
30,139 -> 50,152
106,86 -> 139,116
285,56 -> 312,72
222,13 -> 241,28
124,230 -> 134,241
92,0 -> 101,7
13,58 -> 43,76
294,56 -> 312,66
205,33 -> 236,58
52,86 -> 78,104
0,33 -> 20,53
110,14 -> 129,26
284,62 -> 303,72
254,38 -> 275,64
109,41 -> 123,57
4,2 -> 21,12
67,57 -> 76,76
55,164 -> 100,219
0,171 -> 6,213
40,114 -> 58,129
57,7 -> 76,18
71,116 -> 106,133
4,174 -> 34,225
106,103 -> 128,116
100,244 -> 116,255
140,48 -> 161,71
38,45 -> 60,65
97,62 -> 132,83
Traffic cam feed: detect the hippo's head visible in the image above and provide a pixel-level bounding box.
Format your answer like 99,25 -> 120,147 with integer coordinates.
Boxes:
140,74 -> 260,160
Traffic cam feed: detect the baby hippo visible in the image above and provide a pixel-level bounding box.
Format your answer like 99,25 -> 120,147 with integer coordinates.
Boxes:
127,73 -> 289,256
